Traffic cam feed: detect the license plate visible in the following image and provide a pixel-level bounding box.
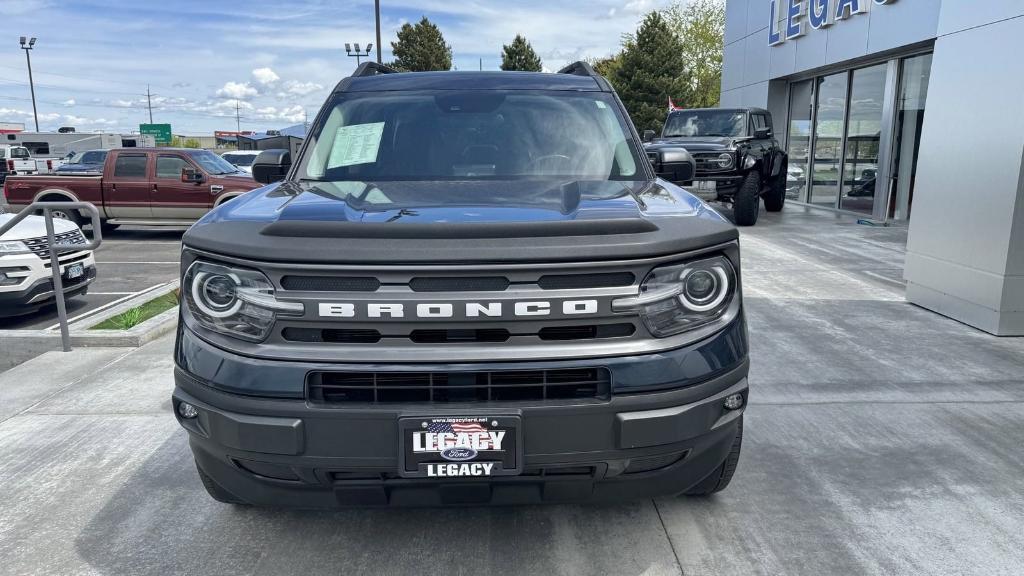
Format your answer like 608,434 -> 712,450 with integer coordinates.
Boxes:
398,415 -> 522,478
696,180 -> 717,191
64,263 -> 84,280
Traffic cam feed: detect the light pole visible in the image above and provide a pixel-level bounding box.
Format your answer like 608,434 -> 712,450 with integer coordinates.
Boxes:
375,0 -> 382,64
19,36 -> 39,132
345,43 -> 373,66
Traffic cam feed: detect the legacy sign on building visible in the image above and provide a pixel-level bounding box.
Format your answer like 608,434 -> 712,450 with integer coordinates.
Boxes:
769,0 -> 897,46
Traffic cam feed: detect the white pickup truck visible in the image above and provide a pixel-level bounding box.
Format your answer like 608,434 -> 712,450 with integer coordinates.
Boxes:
0,145 -> 64,182
0,208 -> 96,318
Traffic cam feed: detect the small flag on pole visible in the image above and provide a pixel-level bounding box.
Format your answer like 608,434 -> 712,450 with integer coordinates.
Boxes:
668,97 -> 679,111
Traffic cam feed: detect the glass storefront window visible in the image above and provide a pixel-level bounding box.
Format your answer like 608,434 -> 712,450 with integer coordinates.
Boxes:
786,80 -> 813,200
889,53 -> 932,220
840,64 -> 887,214
810,73 -> 848,207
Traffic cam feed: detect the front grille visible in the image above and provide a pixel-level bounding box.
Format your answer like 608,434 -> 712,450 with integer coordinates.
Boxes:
281,276 -> 379,291
281,323 -> 636,344
410,276 -> 510,292
692,152 -> 734,174
308,367 -> 611,404
22,229 -> 87,260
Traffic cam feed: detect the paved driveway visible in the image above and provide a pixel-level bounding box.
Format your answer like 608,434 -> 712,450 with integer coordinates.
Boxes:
1,205 -> 1023,575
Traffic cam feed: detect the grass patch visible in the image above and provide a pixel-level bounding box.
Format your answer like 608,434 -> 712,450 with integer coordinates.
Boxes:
90,290 -> 180,330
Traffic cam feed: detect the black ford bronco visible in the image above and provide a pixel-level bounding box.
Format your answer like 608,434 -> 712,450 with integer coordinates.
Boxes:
172,62 -> 749,507
644,107 -> 788,226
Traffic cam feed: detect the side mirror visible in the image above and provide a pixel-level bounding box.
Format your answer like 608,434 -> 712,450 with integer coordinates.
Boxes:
646,145 -> 695,185
754,128 -> 771,139
642,130 -> 657,143
251,149 -> 292,184
181,167 -> 204,183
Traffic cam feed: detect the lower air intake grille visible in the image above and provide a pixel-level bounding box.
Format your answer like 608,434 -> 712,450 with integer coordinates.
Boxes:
308,368 -> 611,404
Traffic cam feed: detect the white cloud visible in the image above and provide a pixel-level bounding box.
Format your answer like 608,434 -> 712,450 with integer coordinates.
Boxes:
252,67 -> 280,85
253,105 -> 306,123
215,81 -> 259,99
110,99 -> 137,108
278,80 -> 324,98
62,98 -> 76,107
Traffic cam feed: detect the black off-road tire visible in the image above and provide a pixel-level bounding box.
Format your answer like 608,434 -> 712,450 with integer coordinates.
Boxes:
763,157 -> 787,212
732,173 -> 761,226
196,463 -> 247,505
684,417 -> 743,496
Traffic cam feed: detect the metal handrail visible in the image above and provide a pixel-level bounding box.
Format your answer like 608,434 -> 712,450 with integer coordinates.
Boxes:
0,202 -> 102,351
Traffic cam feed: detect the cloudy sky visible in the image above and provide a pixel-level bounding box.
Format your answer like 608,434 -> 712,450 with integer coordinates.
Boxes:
0,0 -> 671,135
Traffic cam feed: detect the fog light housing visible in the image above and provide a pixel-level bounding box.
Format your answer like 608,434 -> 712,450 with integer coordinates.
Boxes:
724,393 -> 744,410
177,402 -> 199,419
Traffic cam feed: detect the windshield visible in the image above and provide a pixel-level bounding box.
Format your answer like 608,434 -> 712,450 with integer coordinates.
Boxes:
663,111 -> 747,138
81,150 -> 107,164
298,90 -> 642,182
223,153 -> 255,167
187,149 -> 240,174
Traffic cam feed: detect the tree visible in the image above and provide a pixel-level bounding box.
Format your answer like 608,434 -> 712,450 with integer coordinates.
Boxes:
500,34 -> 542,72
390,17 -> 452,72
663,0 -> 725,108
586,53 -> 623,87
614,12 -> 687,133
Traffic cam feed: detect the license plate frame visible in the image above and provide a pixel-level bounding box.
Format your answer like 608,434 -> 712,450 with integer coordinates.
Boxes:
64,263 -> 85,280
397,415 -> 523,479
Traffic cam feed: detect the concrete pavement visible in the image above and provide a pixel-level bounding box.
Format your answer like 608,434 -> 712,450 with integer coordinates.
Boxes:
1,204 -> 1023,575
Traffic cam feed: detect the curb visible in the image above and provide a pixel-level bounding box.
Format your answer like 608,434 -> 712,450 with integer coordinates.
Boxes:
0,282 -> 180,368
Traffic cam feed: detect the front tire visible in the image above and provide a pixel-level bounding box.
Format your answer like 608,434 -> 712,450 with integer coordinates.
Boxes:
732,172 -> 760,226
763,157 -> 787,212
684,417 -> 743,496
36,200 -> 85,228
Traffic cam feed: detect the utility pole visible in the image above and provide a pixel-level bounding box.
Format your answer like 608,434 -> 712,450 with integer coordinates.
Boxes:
303,109 -> 309,132
375,0 -> 382,64
146,85 -> 153,123
19,37 -> 39,132
235,100 -> 241,132
479,58 -> 483,71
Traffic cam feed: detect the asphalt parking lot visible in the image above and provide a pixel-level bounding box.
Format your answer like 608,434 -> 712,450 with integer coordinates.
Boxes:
1,205 -> 1023,575
0,226 -> 185,330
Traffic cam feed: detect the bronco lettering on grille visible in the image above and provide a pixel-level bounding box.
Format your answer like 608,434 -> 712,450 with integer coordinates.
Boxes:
317,300 -> 600,319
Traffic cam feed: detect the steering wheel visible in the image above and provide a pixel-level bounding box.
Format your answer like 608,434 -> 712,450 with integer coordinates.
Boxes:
527,154 -> 572,173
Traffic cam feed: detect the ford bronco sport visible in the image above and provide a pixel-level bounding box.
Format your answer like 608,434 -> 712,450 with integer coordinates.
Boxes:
172,62 -> 749,507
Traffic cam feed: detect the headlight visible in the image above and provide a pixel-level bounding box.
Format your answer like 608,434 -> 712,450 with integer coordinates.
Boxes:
0,240 -> 31,255
183,261 -> 303,342
716,153 -> 734,169
613,256 -> 736,337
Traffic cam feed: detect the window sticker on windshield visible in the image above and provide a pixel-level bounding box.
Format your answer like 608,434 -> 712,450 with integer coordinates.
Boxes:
328,122 -> 385,167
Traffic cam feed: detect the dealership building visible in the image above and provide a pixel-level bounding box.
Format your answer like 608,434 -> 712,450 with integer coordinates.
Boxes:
720,0 -> 1024,335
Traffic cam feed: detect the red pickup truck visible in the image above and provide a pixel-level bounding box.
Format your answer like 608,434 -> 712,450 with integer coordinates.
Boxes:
2,148 -> 261,229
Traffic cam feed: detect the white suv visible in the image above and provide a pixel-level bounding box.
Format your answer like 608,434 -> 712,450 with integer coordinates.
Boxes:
0,209 -> 97,318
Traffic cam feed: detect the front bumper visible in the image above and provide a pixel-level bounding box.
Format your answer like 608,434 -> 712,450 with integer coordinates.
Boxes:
0,253 -> 96,317
173,317 -> 749,507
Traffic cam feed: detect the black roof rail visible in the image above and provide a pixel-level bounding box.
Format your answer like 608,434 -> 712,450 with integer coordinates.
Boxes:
352,61 -> 398,77
557,61 -> 598,77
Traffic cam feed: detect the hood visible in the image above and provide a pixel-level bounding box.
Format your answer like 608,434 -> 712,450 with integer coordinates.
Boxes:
56,162 -> 103,173
183,179 -> 736,264
210,173 -> 257,185
0,213 -> 80,241
650,136 -> 738,151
